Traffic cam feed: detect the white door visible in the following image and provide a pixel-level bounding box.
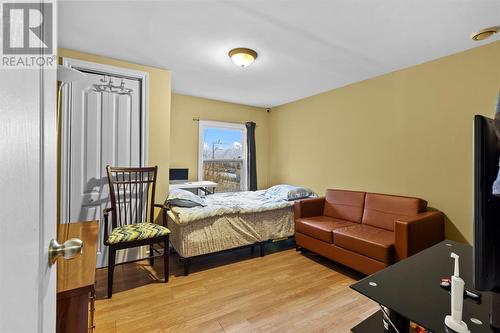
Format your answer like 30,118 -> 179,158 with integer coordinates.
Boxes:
61,62 -> 147,268
0,35 -> 57,333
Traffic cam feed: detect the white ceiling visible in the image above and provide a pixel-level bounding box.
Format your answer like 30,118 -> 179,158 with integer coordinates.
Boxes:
59,0 -> 500,107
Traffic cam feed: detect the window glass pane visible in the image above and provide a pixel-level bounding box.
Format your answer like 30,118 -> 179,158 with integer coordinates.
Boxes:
202,128 -> 243,160
200,125 -> 246,193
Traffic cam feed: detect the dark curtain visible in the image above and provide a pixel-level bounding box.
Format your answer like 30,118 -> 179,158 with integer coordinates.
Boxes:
245,122 -> 257,191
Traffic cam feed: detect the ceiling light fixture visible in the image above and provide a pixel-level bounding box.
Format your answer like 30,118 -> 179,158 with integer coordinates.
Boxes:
228,48 -> 258,67
471,26 -> 499,41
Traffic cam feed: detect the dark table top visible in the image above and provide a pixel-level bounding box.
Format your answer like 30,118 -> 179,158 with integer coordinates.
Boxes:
351,240 -> 493,332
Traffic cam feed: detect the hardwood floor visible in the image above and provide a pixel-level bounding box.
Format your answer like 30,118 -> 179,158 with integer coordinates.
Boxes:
94,241 -> 378,333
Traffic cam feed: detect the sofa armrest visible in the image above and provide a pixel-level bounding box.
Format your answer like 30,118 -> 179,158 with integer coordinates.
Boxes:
394,211 -> 444,261
294,197 -> 325,219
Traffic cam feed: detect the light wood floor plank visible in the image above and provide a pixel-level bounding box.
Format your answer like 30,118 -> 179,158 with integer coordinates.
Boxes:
94,242 -> 377,333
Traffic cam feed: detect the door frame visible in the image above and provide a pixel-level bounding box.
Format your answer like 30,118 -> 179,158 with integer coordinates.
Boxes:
40,56 -> 58,333
60,57 -> 149,225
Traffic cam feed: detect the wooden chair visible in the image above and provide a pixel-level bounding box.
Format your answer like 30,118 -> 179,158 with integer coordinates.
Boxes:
103,166 -> 169,298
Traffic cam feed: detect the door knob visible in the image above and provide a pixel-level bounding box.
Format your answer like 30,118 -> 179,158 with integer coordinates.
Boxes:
48,238 -> 84,265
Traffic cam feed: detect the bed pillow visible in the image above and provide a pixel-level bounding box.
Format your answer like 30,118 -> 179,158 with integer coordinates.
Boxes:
265,184 -> 291,199
265,184 -> 316,201
167,188 -> 207,208
286,187 -> 317,201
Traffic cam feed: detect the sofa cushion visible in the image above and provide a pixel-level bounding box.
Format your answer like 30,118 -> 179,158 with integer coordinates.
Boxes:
333,224 -> 394,263
362,193 -> 427,231
323,189 -> 366,223
295,216 -> 358,244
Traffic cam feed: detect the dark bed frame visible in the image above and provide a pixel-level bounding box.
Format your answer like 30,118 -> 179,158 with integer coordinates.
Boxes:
174,236 -> 294,276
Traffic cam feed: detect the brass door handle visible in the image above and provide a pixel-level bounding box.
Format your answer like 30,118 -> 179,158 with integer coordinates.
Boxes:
48,238 -> 84,265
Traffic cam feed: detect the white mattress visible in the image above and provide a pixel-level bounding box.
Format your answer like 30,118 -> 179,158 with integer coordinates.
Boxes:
169,190 -> 295,224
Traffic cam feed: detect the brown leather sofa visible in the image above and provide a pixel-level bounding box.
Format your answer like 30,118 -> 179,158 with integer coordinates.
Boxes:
294,189 -> 444,275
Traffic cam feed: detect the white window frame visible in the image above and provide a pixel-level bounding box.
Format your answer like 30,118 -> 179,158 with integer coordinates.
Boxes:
198,120 -> 248,191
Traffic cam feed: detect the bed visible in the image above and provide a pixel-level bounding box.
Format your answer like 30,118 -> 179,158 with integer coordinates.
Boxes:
166,185 -> 315,275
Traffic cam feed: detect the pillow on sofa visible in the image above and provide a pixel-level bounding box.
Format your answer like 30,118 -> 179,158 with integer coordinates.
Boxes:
167,189 -> 206,208
266,184 -> 316,201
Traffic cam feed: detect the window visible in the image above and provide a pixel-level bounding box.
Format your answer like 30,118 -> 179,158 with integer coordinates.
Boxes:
198,120 -> 247,192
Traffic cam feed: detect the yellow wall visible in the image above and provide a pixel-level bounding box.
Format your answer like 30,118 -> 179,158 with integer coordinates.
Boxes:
170,93 -> 269,189
59,42 -> 500,242
269,41 -> 500,243
58,48 -> 172,200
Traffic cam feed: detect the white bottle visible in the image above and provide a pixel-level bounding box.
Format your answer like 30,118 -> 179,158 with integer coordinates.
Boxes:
444,252 -> 470,333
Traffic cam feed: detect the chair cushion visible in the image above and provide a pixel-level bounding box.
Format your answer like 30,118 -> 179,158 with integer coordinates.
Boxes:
295,216 -> 358,243
107,223 -> 170,244
362,193 -> 427,231
323,189 -> 366,223
333,224 -> 394,263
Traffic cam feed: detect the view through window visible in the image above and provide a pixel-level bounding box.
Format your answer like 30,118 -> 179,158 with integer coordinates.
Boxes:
199,121 -> 247,192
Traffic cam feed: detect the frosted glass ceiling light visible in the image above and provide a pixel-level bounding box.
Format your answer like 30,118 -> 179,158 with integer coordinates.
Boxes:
471,26 -> 499,41
228,48 -> 258,67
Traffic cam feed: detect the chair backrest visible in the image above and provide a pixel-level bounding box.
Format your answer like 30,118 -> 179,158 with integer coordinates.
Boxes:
106,166 -> 158,229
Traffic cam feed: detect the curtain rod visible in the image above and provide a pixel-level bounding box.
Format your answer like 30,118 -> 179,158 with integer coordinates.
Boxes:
192,117 -> 256,126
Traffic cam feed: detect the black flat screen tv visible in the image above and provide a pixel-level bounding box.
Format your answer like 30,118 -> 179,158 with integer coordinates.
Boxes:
473,115 -> 500,293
